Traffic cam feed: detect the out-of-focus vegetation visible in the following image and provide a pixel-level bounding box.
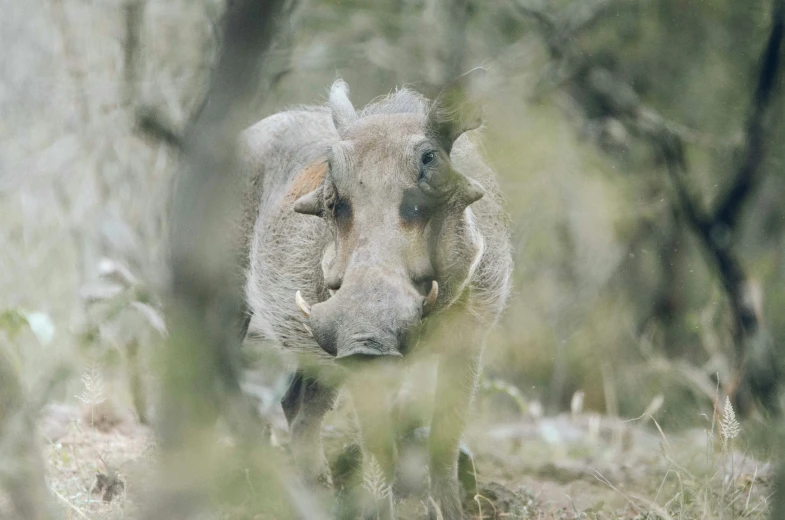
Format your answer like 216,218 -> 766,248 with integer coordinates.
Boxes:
1,0 -> 783,518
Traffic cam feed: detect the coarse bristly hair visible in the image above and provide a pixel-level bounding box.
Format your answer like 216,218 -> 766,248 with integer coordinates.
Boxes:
358,87 -> 431,118
243,78 -> 511,362
241,79 -> 512,519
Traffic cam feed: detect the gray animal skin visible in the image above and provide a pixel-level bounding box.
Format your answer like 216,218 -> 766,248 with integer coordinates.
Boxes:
238,69 -> 512,519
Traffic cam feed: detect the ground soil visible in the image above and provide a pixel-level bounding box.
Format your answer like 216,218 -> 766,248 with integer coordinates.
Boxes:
35,396 -> 773,520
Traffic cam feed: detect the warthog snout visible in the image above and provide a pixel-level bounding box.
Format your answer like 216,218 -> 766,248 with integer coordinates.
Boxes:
300,275 -> 438,362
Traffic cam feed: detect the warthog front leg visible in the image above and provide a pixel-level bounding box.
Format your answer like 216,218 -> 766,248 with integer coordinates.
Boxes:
281,370 -> 337,488
429,330 -> 483,520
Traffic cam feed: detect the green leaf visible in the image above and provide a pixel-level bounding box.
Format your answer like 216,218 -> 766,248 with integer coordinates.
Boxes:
22,312 -> 55,346
0,308 -> 55,346
0,309 -> 27,338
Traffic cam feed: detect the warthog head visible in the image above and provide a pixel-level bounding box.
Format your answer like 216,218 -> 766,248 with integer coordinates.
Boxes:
294,69 -> 486,362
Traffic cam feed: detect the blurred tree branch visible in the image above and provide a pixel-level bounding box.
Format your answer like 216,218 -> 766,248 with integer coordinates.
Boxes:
122,0 -> 147,108
136,0 -> 302,151
713,2 -> 784,231
137,108 -> 184,151
145,0 -> 310,518
515,0 -> 784,413
163,0 -> 283,443
649,1 -> 783,414
436,0 -> 471,84
0,349 -> 69,520
51,0 -> 89,123
0,355 -> 52,520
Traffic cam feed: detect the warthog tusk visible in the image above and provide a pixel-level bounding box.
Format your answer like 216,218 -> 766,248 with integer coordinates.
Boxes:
328,289 -> 336,297
295,290 -> 311,317
425,280 -> 439,309
302,323 -> 313,337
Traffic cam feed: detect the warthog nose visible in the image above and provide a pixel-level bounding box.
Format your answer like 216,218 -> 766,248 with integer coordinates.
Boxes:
334,335 -> 403,365
306,275 -> 422,360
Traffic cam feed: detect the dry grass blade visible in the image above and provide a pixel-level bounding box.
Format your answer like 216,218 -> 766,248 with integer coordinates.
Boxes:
363,456 -> 392,501
50,486 -> 91,520
428,496 -> 445,520
720,396 -> 741,451
592,469 -> 675,520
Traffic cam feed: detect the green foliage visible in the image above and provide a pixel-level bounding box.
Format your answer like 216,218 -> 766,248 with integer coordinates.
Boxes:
0,309 -> 55,346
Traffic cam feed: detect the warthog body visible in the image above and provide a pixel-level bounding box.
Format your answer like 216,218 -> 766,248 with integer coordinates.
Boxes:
239,71 -> 512,519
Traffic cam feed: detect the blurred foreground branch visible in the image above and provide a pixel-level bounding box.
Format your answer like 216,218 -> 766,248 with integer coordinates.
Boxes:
146,0 -> 310,518
137,108 -> 184,151
0,342 -> 69,520
163,0 -> 286,443
122,0 -> 147,107
0,353 -> 53,520
51,0 -> 89,123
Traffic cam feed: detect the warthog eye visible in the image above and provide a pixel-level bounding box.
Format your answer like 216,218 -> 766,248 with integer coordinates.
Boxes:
324,180 -> 336,210
421,150 -> 436,166
333,198 -> 352,222
324,181 -> 350,223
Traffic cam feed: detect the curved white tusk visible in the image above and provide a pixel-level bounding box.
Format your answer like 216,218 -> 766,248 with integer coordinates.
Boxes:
425,280 -> 439,309
328,289 -> 336,297
302,323 -> 313,337
295,290 -> 311,317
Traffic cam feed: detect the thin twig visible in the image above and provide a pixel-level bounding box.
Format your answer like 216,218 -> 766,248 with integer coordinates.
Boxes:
713,3 -> 785,229
50,487 -> 91,520
136,109 -> 183,151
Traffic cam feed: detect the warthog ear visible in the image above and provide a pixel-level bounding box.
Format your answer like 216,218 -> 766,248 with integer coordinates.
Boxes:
292,159 -> 329,216
427,67 -> 486,154
328,79 -> 357,137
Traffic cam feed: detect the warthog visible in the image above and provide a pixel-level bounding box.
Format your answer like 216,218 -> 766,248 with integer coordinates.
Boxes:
238,69 -> 512,519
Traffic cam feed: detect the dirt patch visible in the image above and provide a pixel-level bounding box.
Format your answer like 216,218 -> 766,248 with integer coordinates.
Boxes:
41,403 -> 154,519
38,401 -> 772,519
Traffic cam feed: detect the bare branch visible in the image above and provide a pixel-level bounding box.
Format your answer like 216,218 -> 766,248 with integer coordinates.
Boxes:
136,108 -> 183,151
508,0 -> 555,32
122,0 -> 147,107
0,360 -> 68,520
51,0 -> 89,123
713,3 -> 785,230
516,0 -> 784,414
146,1 -> 293,518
